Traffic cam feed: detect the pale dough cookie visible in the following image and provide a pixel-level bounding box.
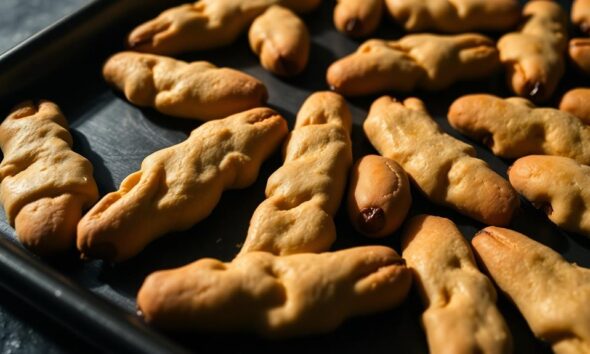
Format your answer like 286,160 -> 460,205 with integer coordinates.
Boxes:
0,101 -> 98,255
77,108 -> 288,262
384,0 -> 520,33
448,94 -> 590,165
473,227 -> 590,354
347,155 -> 411,238
573,0 -> 590,34
103,52 -> 268,121
249,6 -> 309,77
569,38 -> 590,76
240,92 -> 352,255
334,0 -> 383,38
364,96 -> 519,226
508,155 -> 590,238
127,0 -> 320,55
498,0 -> 567,102
559,88 -> 590,125
326,33 -> 499,96
137,245 -> 411,338
402,215 -> 512,354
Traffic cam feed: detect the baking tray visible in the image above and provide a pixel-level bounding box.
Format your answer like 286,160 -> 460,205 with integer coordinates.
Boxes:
0,0 -> 587,352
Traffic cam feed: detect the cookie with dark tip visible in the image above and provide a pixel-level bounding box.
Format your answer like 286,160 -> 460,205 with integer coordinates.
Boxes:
573,0 -> 590,35
347,155 -> 411,238
334,0 -> 383,38
498,0 -> 567,102
569,38 -> 590,76
509,155 -> 590,238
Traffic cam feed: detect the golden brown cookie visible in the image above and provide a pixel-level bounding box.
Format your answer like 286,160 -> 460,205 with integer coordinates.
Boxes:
249,5 -> 309,76
364,96 -> 519,226
240,92 -> 352,255
127,0 -> 320,55
0,101 -> 98,255
334,0 -> 383,37
77,108 -> 288,262
402,215 -> 512,354
137,245 -> 411,338
326,33 -> 499,96
448,94 -> 590,164
103,52 -> 268,121
569,38 -> 590,75
473,227 -> 590,354
573,0 -> 590,34
559,88 -> 590,125
498,0 -> 567,102
508,155 -> 590,238
347,155 -> 411,238
384,0 -> 520,33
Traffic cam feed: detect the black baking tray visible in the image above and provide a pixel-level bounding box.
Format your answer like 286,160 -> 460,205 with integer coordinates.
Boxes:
0,0 -> 587,352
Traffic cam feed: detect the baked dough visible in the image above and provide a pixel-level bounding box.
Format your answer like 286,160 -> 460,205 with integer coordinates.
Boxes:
334,0 -> 383,37
347,155 -> 411,238
326,33 -> 499,96
569,38 -> 590,76
497,0 -> 567,102
77,108 -> 288,262
127,0 -> 320,55
103,52 -> 268,121
508,155 -> 590,238
472,227 -> 590,354
0,101 -> 98,255
573,0 -> 590,34
364,96 -> 519,226
249,6 -> 309,77
448,94 -> 590,165
384,0 -> 520,33
240,92 -> 352,255
137,245 -> 411,337
402,215 -> 512,354
559,88 -> 590,125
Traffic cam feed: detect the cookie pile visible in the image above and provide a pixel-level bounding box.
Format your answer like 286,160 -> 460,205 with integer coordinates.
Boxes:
1,0 -> 589,353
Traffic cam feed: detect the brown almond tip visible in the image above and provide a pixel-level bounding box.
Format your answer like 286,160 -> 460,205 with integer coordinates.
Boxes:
345,18 -> 361,35
358,207 -> 385,234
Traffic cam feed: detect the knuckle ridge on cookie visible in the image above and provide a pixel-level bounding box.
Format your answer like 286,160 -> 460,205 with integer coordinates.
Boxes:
77,108 -> 288,262
103,52 -> 268,121
0,100 -> 99,255
402,215 -> 512,354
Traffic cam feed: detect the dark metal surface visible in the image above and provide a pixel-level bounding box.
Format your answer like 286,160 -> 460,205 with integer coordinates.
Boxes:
0,0 -> 587,353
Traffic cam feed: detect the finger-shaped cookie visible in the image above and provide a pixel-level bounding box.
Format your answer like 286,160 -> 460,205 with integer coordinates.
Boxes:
569,38 -> 590,76
472,227 -> 590,354
127,0 -> 274,54
326,34 -> 499,96
508,155 -> 590,238
448,94 -> 590,164
77,108 -> 288,262
498,1 -> 567,102
103,52 -> 268,121
559,88 -> 590,125
364,96 -> 519,226
137,245 -> 411,338
249,6 -> 309,77
384,0 -> 520,33
573,0 -> 590,35
334,0 -> 383,38
347,155 -> 411,238
127,0 -> 320,55
0,101 -> 98,255
402,215 -> 512,354
240,92 -> 352,255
